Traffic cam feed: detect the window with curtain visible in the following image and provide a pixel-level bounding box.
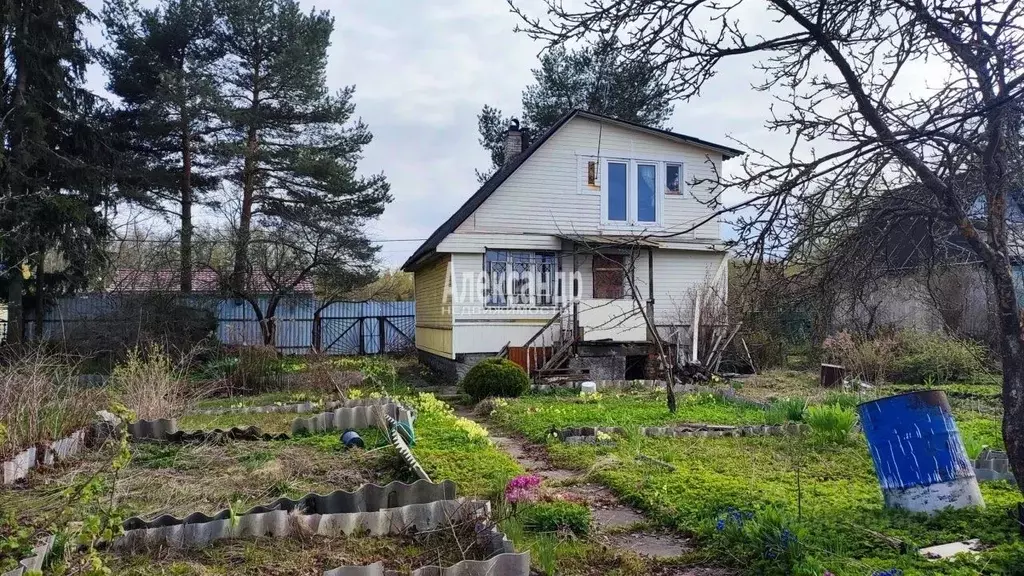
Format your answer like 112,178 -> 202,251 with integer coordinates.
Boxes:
485,250 -> 558,307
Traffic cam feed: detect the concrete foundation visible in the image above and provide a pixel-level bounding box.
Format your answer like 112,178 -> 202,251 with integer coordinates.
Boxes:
416,350 -> 494,383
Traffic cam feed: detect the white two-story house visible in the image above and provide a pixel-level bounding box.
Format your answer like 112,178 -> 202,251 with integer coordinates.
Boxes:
402,110 -> 742,381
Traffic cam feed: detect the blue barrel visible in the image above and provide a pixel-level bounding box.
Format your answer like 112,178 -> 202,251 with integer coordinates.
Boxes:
858,390 -> 984,513
341,430 -> 365,449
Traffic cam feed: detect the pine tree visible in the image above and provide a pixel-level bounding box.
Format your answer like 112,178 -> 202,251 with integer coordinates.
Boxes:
101,0 -> 224,292
0,0 -> 113,342
217,0 -> 390,288
477,40 -> 673,180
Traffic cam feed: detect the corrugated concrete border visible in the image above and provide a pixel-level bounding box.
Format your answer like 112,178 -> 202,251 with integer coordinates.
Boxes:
189,397 -> 394,416
640,423 -> 809,438
555,426 -> 625,444
115,498 -> 490,550
2,429 -> 88,484
290,404 -> 415,436
122,479 -> 457,530
126,420 -> 291,442
128,402 -> 415,442
2,535 -> 55,576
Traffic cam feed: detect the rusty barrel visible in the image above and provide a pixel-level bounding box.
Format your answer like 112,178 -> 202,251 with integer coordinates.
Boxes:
858,390 -> 984,514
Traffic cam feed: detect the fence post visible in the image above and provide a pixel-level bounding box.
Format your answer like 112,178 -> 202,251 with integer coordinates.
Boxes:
358,318 -> 365,355
312,310 -> 322,353
377,316 -> 386,354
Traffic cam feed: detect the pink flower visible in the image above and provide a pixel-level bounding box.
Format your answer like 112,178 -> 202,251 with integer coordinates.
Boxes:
504,474 -> 543,504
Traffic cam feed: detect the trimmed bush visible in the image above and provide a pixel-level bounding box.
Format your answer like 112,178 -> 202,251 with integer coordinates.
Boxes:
519,500 -> 591,536
460,358 -> 530,402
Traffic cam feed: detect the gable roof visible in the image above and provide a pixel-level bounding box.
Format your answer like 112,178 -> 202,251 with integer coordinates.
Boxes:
401,109 -> 744,271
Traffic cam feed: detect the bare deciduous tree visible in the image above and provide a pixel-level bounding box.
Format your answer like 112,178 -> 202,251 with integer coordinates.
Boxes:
511,0 -> 1024,491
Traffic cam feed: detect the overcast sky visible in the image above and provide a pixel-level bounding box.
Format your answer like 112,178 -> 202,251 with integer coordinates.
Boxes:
80,0 -> 776,267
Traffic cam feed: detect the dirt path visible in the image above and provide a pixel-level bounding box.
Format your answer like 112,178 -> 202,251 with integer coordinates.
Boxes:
453,405 -> 732,575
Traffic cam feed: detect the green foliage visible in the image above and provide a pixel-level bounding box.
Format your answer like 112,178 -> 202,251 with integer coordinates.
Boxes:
460,358 -> 530,402
519,500 -> 592,536
768,398 -> 807,422
361,358 -> 400,392
101,0 -> 224,289
822,391 -> 861,410
805,404 -> 857,443
409,393 -> 521,496
492,391 -> 766,442
497,390 -> 1024,575
890,331 -> 988,383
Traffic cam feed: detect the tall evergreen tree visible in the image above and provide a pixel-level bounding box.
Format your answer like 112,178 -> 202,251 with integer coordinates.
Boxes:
218,0 -> 389,286
101,0 -> 224,292
217,0 -> 390,289
477,40 -> 673,180
0,0 -> 113,342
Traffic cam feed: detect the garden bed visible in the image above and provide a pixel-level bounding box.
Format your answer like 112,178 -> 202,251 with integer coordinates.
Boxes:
489,387 -> 1024,575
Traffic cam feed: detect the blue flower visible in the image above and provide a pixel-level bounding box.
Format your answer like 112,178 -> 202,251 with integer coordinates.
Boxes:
716,519 -> 726,531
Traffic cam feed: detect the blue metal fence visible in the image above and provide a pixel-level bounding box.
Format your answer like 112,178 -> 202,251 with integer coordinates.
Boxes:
22,294 -> 414,355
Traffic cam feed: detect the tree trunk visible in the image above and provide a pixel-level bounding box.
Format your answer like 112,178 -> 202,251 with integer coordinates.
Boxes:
232,115 -> 259,288
180,126 -> 193,293
989,262 -> 1024,495
260,297 -> 280,347
7,273 -> 22,344
33,248 -> 44,342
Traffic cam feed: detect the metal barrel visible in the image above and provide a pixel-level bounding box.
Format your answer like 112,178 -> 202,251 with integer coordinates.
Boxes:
858,390 -> 984,514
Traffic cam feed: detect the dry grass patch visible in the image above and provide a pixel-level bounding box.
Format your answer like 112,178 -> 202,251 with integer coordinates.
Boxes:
0,348 -> 105,459
0,436 -> 403,532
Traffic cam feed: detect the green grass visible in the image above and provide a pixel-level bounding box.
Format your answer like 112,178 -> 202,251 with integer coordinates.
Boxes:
407,394 -> 521,497
492,391 -> 1024,575
492,391 -> 767,442
193,390 -> 334,410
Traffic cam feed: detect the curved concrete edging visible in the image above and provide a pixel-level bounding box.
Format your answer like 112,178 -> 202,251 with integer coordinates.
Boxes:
1,429 -> 89,485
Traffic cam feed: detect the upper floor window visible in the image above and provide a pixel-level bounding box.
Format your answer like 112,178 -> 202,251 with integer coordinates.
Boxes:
600,159 -> 670,226
484,250 -> 558,307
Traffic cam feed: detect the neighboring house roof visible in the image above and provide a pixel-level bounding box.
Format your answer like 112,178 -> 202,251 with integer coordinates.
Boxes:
401,109 -> 744,271
112,269 -> 315,294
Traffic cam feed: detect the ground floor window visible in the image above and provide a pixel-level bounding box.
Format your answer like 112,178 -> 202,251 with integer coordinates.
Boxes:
485,250 -> 558,307
593,254 -> 628,299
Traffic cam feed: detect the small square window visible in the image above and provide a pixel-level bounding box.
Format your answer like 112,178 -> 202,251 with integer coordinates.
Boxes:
587,160 -> 599,188
666,164 -> 682,195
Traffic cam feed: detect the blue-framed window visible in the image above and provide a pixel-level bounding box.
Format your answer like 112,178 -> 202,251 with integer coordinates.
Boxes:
485,250 -> 559,307
637,163 -> 657,223
607,162 -> 628,222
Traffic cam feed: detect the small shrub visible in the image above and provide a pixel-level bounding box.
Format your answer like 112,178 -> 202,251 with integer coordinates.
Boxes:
771,398 -> 807,422
460,358 -> 530,402
113,345 -> 205,420
519,500 -> 591,536
822,391 -> 860,410
711,506 -> 810,575
822,331 -> 897,384
806,404 -> 857,443
890,330 -> 987,383
231,345 -> 281,392
361,357 -> 399,391
0,349 -> 102,458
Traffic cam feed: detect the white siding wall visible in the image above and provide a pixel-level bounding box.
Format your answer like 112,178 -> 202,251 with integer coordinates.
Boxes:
445,248 -> 726,354
453,116 -> 725,241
